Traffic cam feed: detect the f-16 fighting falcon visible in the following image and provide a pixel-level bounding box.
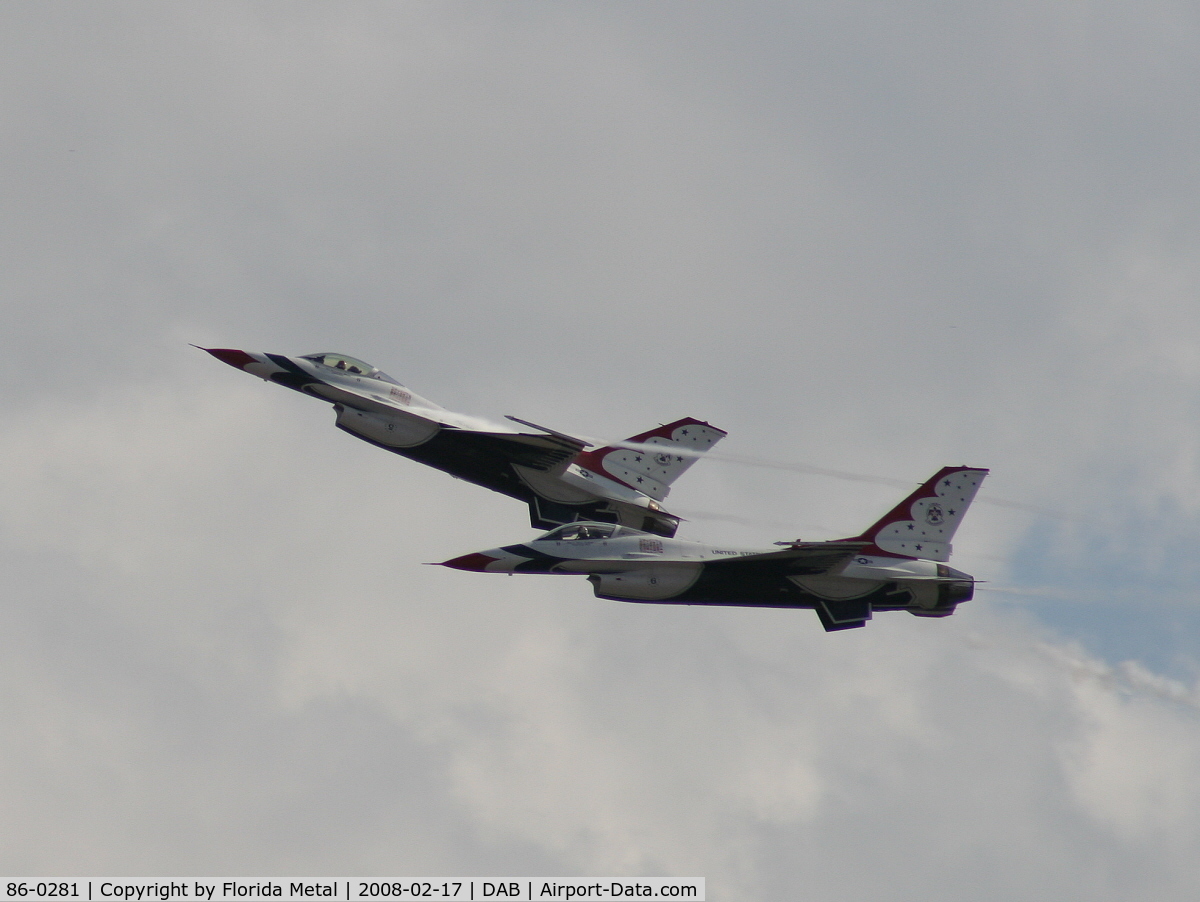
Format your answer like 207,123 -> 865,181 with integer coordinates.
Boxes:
201,348 -> 725,537
440,466 -> 987,631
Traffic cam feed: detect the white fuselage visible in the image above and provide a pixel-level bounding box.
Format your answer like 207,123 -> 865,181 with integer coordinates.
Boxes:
441,522 -> 973,613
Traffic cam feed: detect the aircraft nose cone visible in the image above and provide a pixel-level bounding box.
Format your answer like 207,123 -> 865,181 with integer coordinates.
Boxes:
202,347 -> 259,370
440,552 -> 500,572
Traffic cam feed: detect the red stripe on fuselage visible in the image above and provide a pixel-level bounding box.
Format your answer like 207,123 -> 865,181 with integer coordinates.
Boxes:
440,553 -> 499,572
204,348 -> 259,370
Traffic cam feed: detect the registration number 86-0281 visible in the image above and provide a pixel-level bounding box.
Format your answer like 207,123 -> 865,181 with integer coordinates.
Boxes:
7,887 -> 80,898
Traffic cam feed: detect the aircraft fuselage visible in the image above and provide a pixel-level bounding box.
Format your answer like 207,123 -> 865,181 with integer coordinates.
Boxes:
442,522 -> 977,630
203,348 -> 724,535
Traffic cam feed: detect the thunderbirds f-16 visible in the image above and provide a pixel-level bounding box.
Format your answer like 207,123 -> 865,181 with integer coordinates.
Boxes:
440,466 -> 988,631
202,348 -> 725,537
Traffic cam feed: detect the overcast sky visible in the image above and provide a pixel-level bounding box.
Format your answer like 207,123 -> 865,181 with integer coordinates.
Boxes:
5,2 -> 1200,897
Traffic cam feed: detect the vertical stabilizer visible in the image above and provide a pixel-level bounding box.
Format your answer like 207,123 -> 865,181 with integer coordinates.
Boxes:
573,418 -> 727,501
847,466 -> 988,562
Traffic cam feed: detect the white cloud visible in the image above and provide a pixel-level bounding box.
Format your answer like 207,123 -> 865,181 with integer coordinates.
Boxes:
4,368 -> 1200,894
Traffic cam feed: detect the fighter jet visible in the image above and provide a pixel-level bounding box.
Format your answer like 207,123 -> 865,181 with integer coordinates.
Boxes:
202,348 -> 725,536
440,466 -> 987,631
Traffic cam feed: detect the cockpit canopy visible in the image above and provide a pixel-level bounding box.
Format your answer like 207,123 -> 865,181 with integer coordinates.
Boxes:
301,353 -> 401,385
539,522 -> 647,542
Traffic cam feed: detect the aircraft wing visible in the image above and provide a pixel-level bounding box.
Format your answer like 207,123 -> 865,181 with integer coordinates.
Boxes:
704,541 -> 869,576
701,541 -> 874,631
449,428 -> 586,472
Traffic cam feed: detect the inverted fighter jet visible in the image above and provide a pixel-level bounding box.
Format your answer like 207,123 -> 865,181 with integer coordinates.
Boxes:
440,466 -> 987,631
202,348 -> 725,536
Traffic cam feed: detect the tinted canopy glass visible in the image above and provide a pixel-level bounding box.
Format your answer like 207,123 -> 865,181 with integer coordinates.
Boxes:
541,523 -> 617,541
302,353 -> 400,384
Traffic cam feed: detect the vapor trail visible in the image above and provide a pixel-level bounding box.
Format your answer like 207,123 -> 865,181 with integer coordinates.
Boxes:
587,437 -> 1061,518
977,585 -> 1084,600
966,631 -> 1200,712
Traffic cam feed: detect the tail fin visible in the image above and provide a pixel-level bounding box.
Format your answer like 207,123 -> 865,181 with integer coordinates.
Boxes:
846,466 -> 988,562
573,417 -> 727,501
